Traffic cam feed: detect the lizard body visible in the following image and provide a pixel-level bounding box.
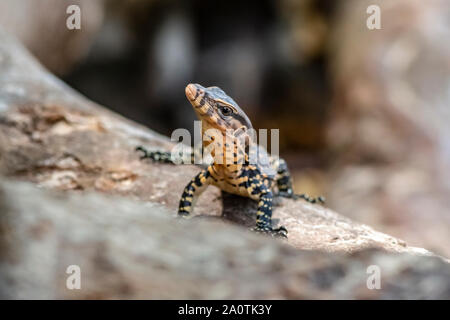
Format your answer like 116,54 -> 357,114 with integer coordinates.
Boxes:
137,83 -> 324,238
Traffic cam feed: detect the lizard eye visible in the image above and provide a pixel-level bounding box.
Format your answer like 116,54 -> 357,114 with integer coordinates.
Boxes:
218,105 -> 233,116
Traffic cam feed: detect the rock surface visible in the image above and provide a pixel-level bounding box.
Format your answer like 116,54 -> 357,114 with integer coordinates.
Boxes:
0,27 -> 448,299
1,179 -> 449,299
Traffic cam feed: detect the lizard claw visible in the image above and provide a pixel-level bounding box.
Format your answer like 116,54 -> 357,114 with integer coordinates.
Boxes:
251,225 -> 288,239
177,211 -> 190,219
271,226 -> 288,238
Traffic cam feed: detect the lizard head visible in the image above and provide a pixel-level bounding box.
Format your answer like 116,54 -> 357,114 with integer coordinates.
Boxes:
185,83 -> 253,133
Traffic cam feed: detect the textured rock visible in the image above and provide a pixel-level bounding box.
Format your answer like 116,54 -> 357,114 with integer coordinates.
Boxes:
1,179 -> 449,299
0,27 -> 448,299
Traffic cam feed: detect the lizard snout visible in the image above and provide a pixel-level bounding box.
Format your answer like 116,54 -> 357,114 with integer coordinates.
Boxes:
185,83 -> 204,102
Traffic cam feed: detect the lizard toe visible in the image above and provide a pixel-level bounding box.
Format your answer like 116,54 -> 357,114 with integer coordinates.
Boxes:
251,225 -> 288,239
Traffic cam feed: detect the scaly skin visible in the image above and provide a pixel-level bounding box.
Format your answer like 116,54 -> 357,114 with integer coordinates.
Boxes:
137,83 -> 324,238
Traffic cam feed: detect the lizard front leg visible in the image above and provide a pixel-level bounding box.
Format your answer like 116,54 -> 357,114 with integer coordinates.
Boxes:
253,189 -> 288,238
178,168 -> 211,216
242,166 -> 288,238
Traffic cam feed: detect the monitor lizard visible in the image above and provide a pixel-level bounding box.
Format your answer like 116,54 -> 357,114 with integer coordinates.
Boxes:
136,83 -> 324,238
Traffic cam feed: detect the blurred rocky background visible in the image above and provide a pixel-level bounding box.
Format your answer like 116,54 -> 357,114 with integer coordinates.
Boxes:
326,0 -> 450,261
0,0 -> 449,298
